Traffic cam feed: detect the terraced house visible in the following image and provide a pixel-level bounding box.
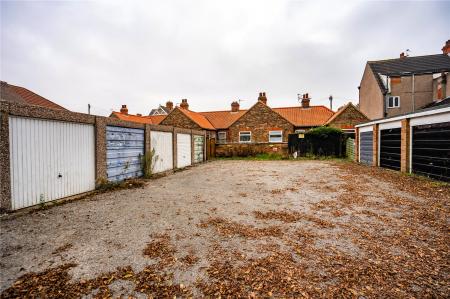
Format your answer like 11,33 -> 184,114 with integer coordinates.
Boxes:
111,92 -> 368,157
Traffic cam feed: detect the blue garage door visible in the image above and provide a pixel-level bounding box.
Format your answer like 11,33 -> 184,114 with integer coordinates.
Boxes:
106,126 -> 144,182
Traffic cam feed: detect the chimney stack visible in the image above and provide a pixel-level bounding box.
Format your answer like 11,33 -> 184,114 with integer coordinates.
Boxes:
258,92 -> 268,105
442,40 -> 450,55
301,93 -> 310,108
136,113 -> 142,116
120,104 -> 128,115
166,101 -> 174,111
400,52 -> 406,58
231,101 -> 240,112
180,99 -> 189,110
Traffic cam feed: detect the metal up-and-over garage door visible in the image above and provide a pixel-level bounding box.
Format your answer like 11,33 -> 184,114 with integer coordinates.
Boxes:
379,128 -> 401,170
151,131 -> 173,173
106,126 -> 144,182
412,122 -> 450,182
193,135 -> 204,163
177,133 -> 192,168
359,131 -> 373,165
9,117 -> 96,210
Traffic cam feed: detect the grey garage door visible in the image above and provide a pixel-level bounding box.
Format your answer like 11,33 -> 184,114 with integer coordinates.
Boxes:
412,122 -> 450,182
379,128 -> 401,170
106,126 -> 145,182
359,131 -> 373,165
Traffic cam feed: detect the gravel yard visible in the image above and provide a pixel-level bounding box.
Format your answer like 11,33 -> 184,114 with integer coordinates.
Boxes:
0,160 -> 449,298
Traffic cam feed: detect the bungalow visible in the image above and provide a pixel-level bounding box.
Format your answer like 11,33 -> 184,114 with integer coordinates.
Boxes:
110,92 -> 368,157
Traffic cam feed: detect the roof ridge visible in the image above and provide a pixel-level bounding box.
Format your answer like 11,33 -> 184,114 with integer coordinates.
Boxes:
368,53 -> 448,64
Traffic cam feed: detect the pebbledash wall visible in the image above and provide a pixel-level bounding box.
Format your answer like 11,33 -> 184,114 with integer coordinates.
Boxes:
355,104 -> 450,182
0,101 -> 206,211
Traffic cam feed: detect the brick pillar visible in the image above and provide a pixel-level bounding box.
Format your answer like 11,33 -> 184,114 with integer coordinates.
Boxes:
144,124 -> 151,154
204,130 -> 207,162
173,128 -> 177,169
191,130 -> 195,164
372,124 -> 379,167
95,117 -> 107,183
400,119 -> 411,173
0,112 -> 12,211
354,127 -> 359,162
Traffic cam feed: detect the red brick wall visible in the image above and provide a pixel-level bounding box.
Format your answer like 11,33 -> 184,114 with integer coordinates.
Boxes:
160,109 -> 202,130
400,119 -> 411,173
328,104 -> 369,129
228,101 -> 294,143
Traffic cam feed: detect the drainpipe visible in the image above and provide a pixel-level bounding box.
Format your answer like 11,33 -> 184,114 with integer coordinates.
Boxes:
412,73 -> 415,112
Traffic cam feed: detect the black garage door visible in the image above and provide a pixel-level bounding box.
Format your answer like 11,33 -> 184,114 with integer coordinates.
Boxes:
412,122 -> 450,182
380,128 -> 401,170
359,131 -> 373,165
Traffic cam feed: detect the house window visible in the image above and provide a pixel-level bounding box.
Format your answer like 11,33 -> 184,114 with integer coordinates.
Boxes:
239,131 -> 251,143
269,130 -> 283,143
218,131 -> 227,144
387,96 -> 400,108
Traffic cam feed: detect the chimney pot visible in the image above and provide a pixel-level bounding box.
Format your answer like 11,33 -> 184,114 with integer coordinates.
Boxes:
137,113 -> 142,116
180,99 -> 189,110
442,40 -> 450,55
231,101 -> 240,112
166,101 -> 174,111
400,52 -> 406,58
301,93 -> 310,108
258,91 -> 268,105
120,104 -> 128,115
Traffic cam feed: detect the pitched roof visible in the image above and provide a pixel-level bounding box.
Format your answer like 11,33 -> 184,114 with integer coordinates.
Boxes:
324,102 -> 367,125
177,107 -> 215,130
110,112 -> 166,125
368,54 -> 450,93
1,81 -> 67,110
199,110 -> 248,129
420,97 -> 450,109
272,106 -> 334,127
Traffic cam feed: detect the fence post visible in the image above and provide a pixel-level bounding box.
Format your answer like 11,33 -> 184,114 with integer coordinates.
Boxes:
95,117 -> 107,183
0,111 -> 12,211
400,118 -> 411,173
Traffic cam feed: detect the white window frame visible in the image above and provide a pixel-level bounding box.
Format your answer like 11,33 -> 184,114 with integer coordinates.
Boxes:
239,131 -> 251,143
387,96 -> 400,108
268,130 -> 283,143
217,131 -> 227,144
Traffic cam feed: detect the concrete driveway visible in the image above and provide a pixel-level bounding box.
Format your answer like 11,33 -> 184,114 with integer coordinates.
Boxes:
1,160 -> 448,298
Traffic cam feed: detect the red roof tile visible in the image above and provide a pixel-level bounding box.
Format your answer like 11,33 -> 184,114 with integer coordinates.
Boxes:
177,108 -> 215,130
111,112 -> 154,124
1,81 -> 67,110
147,114 -> 166,124
199,110 -> 247,129
273,106 -> 334,127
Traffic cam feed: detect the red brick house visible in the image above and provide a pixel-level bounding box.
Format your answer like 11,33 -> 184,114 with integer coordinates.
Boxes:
111,92 -> 368,156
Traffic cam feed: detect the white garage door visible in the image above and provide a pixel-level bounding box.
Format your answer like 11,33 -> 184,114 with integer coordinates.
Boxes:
151,131 -> 173,173
9,117 -> 96,210
177,133 -> 192,168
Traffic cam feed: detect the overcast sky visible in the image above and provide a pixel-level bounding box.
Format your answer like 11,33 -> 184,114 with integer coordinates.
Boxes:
1,1 -> 449,115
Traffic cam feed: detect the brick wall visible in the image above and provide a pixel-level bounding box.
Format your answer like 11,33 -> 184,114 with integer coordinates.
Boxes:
354,127 -> 359,162
328,104 -> 369,129
228,101 -> 294,143
400,119 -> 411,172
160,108 -> 202,130
216,143 -> 289,157
372,124 -> 379,166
